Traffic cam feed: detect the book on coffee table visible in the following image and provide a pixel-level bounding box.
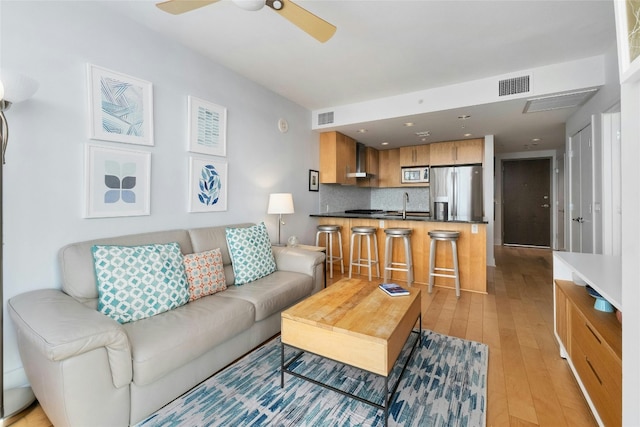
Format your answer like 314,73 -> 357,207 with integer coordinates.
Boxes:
379,283 -> 410,296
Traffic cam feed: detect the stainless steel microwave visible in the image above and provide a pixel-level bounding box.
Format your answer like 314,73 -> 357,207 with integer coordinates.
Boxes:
401,166 -> 429,183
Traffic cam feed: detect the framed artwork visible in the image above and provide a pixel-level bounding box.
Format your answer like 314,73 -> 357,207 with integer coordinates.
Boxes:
309,169 -> 319,191
187,96 -> 227,157
87,64 -> 154,146
85,144 -> 151,218
188,156 -> 228,212
615,0 -> 640,82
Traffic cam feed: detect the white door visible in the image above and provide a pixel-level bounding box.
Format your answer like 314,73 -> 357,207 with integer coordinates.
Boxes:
569,125 -> 594,253
569,130 -> 582,251
579,125 -> 594,253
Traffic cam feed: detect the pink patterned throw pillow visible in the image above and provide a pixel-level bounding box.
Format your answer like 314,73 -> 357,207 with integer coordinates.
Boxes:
183,248 -> 227,301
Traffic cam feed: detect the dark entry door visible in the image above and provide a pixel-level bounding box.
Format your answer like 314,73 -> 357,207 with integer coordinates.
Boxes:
503,158 -> 551,247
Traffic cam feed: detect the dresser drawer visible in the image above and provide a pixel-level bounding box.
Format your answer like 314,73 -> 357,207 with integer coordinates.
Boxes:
570,306 -> 622,388
570,307 -> 621,426
571,339 -> 621,426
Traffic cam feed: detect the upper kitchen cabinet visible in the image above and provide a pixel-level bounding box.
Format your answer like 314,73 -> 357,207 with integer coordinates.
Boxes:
358,146 -> 379,188
320,131 -> 357,185
400,144 -> 430,166
429,138 -> 484,166
378,149 -> 401,187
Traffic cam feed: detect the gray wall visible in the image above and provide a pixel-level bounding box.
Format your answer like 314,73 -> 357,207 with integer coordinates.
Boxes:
1,1 -> 320,387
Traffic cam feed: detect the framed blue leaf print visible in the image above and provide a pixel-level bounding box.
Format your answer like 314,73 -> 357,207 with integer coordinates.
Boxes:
188,156 -> 228,212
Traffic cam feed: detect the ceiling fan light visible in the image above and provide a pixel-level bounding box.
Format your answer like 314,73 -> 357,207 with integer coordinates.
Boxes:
232,0 -> 265,11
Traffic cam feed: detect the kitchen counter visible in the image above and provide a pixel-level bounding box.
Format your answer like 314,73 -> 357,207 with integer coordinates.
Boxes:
313,215 -> 487,294
311,211 -> 488,224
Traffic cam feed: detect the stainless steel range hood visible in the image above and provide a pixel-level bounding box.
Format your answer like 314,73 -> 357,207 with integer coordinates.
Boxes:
347,142 -> 375,178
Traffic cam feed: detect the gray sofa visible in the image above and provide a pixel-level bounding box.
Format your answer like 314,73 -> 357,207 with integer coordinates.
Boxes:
8,223 -> 325,427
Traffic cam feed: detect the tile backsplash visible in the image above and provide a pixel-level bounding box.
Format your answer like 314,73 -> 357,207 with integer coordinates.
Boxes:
319,185 -> 430,213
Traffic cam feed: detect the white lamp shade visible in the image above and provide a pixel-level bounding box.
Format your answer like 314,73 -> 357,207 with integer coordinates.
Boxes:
267,193 -> 294,214
0,70 -> 38,104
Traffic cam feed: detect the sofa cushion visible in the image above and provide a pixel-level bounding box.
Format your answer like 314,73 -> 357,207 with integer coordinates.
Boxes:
215,270 -> 313,321
92,242 -> 190,324
122,295 -> 255,386
183,248 -> 226,301
225,222 -> 276,285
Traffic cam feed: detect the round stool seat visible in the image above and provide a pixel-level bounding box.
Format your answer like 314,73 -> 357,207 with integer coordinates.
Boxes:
383,228 -> 414,286
384,228 -> 413,236
428,230 -> 460,240
428,230 -> 461,298
315,225 -> 344,280
348,226 -> 380,281
317,224 -> 341,232
352,226 -> 376,234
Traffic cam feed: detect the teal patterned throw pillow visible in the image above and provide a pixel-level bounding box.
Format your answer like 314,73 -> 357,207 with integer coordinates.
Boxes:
225,222 -> 276,285
92,242 -> 190,324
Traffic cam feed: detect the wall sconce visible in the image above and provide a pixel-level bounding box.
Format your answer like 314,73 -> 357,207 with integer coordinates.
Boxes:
0,70 -> 39,164
267,193 -> 294,246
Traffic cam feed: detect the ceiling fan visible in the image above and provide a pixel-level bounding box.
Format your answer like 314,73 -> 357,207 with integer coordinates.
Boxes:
156,0 -> 336,43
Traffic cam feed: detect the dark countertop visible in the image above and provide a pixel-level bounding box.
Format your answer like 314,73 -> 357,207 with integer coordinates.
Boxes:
310,211 -> 488,224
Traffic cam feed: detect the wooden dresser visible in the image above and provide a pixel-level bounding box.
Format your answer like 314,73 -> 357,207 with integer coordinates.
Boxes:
553,252 -> 622,427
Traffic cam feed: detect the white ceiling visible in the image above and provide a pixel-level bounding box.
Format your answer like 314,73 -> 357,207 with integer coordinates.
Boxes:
106,0 -> 617,153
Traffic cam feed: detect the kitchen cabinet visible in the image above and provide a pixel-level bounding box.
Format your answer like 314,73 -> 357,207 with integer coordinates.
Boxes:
377,149 -> 401,187
358,146 -> 379,188
399,144 -> 430,166
553,252 -> 622,427
429,138 -> 484,166
319,131 -> 357,185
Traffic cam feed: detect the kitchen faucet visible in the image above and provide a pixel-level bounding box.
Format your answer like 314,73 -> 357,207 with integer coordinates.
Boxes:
402,192 -> 409,219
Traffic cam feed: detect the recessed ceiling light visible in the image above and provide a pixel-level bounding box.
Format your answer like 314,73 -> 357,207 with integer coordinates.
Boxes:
404,122 -> 415,127
381,141 -> 389,146
356,129 -> 367,133
532,138 -> 541,142
464,133 -> 472,137
415,131 -> 431,137
458,115 -> 471,120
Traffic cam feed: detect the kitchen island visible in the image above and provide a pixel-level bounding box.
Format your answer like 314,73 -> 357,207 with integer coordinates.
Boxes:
311,212 -> 487,294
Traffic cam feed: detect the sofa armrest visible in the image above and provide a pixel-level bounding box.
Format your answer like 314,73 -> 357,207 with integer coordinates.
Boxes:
8,289 -> 132,388
272,246 -> 325,277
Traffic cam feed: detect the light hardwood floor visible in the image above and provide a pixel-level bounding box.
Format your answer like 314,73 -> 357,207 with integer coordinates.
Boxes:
6,245 -> 596,427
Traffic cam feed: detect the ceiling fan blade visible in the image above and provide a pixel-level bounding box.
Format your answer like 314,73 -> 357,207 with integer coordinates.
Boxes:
271,0 -> 336,43
156,0 -> 221,15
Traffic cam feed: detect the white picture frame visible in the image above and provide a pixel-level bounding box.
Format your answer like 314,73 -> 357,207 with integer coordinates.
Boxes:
87,64 -> 154,146
187,96 -> 227,156
188,156 -> 228,212
615,0 -> 640,83
85,144 -> 151,218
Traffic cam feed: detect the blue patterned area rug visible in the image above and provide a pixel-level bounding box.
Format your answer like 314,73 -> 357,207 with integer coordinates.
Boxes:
137,330 -> 488,427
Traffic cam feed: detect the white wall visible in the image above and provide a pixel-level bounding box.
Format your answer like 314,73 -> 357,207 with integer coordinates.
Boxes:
1,2 -> 320,388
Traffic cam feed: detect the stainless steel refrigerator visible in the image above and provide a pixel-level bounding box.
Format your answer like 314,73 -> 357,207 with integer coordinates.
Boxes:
430,165 -> 483,221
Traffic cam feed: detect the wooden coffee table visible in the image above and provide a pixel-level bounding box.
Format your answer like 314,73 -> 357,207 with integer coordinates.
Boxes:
280,278 -> 421,426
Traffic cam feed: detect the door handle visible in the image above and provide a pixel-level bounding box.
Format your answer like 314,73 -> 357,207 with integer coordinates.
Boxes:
572,217 -> 584,223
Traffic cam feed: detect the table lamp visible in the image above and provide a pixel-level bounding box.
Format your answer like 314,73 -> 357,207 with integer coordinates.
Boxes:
267,193 -> 294,245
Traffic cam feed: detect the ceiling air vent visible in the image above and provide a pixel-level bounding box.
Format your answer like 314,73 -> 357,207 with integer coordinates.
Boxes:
498,75 -> 531,97
523,88 -> 599,113
317,111 -> 334,126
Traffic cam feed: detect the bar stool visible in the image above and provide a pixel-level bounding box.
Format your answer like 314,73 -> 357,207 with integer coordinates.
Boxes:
315,225 -> 344,279
383,228 -> 414,286
348,226 -> 380,281
428,230 -> 461,298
